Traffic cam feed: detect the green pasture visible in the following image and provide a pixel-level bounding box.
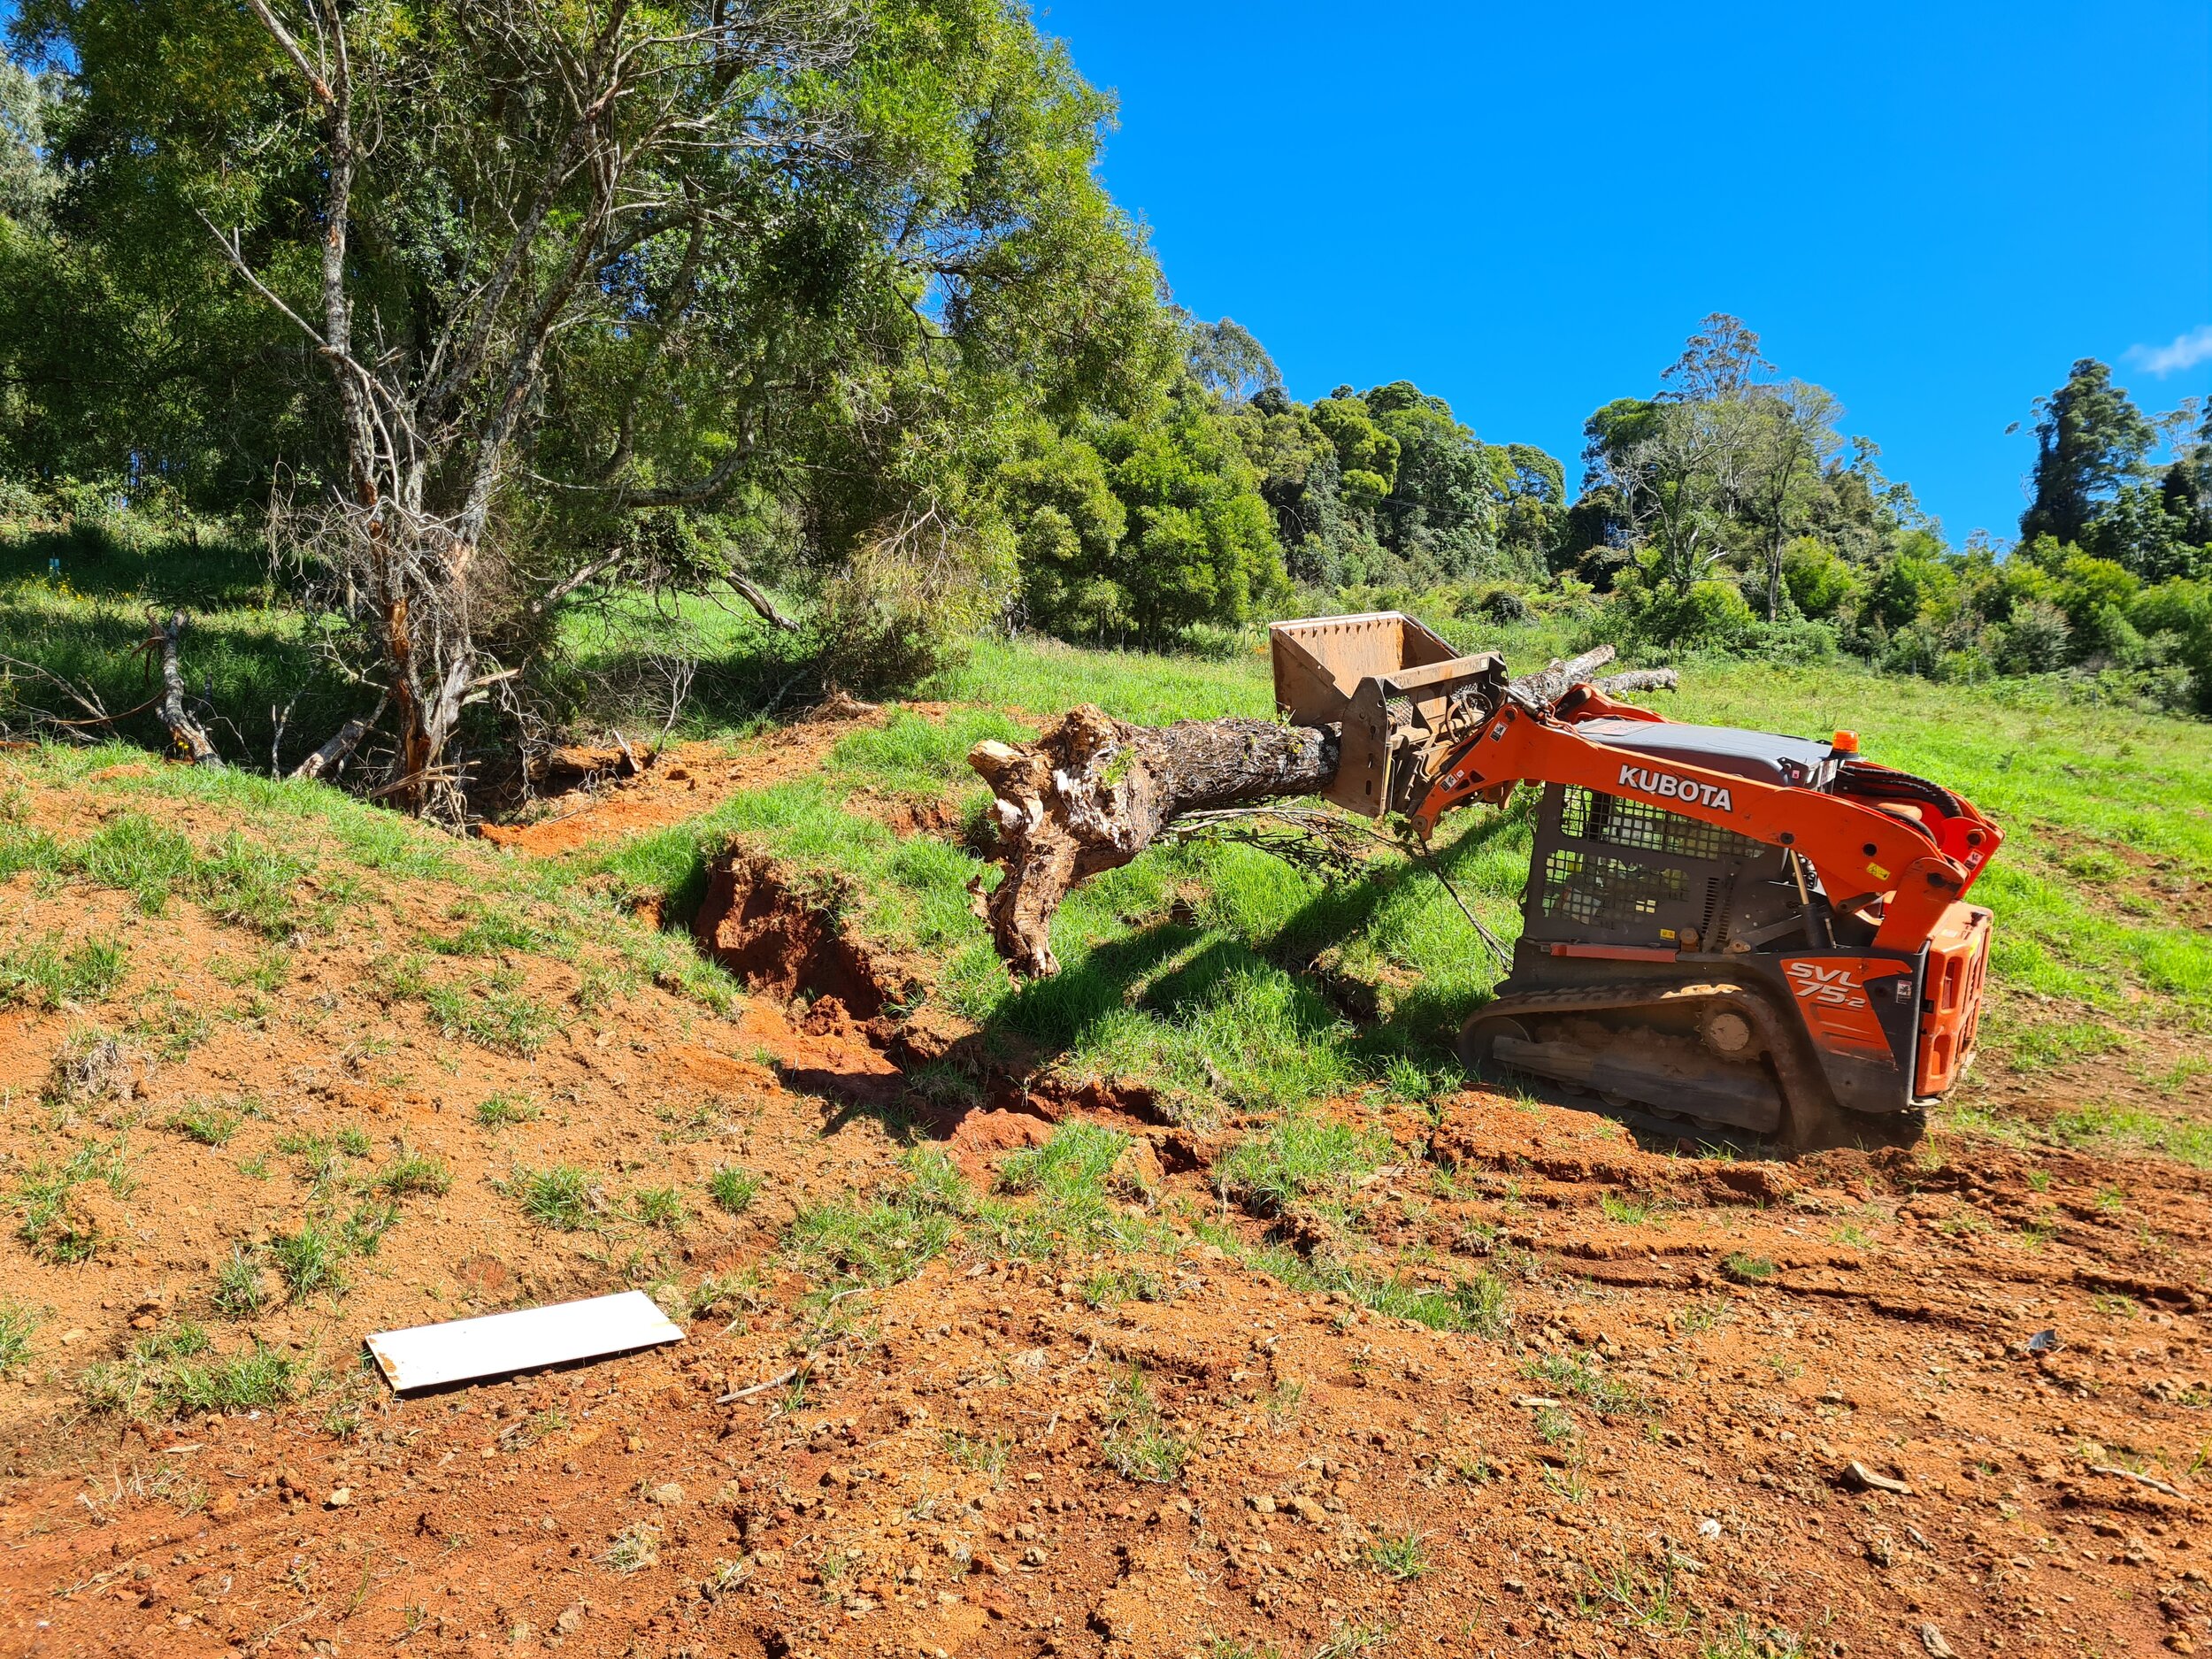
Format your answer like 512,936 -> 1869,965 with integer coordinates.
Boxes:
5,524 -> 2208,1164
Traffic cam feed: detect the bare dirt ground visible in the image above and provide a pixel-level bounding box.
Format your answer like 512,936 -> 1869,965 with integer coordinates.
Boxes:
478,700 -> 914,861
2,750 -> 2208,1659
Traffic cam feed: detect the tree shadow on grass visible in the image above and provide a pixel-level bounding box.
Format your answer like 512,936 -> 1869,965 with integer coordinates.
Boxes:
949,813 -> 1531,1116
2,520 -> 273,609
982,921 -> 1215,1054
0,582 -> 359,765
4,525 -> 827,773
551,633 -> 821,742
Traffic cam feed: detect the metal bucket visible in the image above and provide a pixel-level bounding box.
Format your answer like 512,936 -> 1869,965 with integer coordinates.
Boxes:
1268,612 -> 1503,817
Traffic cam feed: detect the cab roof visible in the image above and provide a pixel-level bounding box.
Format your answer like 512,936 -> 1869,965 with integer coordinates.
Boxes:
1577,718 -> 1838,787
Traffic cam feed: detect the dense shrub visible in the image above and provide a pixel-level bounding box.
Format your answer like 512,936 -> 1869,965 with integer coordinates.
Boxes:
1780,536 -> 1859,620
1990,600 -> 2074,676
808,534 -> 1003,697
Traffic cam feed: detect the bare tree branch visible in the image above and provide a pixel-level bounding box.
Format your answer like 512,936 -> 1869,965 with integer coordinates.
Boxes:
528,549 -> 630,616
727,572 -> 799,632
291,693 -> 388,781
238,0 -> 336,106
152,611 -> 222,768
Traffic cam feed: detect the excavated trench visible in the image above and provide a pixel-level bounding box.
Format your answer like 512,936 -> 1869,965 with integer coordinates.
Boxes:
688,847 -> 903,1018
685,844 -> 1189,1165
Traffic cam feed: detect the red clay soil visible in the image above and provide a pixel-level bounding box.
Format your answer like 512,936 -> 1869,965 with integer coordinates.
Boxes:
477,699 -> 916,859
7,1105 -> 2209,1659
4,760 -> 2211,1659
692,850 -> 911,1019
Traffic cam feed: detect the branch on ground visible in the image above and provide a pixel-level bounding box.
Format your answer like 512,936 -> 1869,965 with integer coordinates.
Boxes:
150,611 -> 222,769
291,694 -> 388,782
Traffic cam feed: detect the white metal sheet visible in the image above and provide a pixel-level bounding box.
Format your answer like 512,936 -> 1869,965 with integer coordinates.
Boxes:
365,1290 -> 684,1393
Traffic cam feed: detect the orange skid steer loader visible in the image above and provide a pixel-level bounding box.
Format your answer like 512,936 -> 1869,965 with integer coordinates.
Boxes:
1271,613 -> 2002,1148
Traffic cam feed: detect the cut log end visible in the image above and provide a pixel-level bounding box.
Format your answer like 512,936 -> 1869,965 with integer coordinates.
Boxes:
967,704 -> 1336,977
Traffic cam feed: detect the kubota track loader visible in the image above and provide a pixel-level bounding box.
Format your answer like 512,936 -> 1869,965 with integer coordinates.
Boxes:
1271,613 -> 2002,1148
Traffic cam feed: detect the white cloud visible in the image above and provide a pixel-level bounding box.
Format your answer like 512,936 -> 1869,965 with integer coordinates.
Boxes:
2126,324 -> 2212,376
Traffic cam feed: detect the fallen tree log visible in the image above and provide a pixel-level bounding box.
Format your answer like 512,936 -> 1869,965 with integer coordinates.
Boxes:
968,652 -> 1678,977
1593,667 -> 1678,696
1507,645 -> 1614,708
967,707 -> 1338,976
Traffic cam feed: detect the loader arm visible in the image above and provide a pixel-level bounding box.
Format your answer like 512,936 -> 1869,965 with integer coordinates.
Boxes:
1407,702 -> 2001,956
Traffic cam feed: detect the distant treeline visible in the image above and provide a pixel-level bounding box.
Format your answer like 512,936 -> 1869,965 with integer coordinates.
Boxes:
1,7 -> 2208,749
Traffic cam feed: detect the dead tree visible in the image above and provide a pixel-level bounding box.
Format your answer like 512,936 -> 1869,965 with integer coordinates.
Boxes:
136,611 -> 222,768
210,1 -> 859,816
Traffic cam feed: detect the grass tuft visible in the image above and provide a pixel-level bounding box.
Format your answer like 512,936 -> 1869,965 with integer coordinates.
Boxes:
631,1186 -> 687,1233
707,1164 -> 761,1216
422,972 -> 554,1056
369,1146 -> 452,1197
1310,1622 -> 1390,1658
1366,1527 -> 1428,1580
211,1245 -> 266,1318
943,1430 -> 1012,1485
784,1150 -> 967,1286
514,1165 -> 597,1231
0,932 -> 127,1009
271,1221 -> 349,1299
14,1139 -> 133,1263
82,1336 -> 298,1419
0,1303 -> 40,1373
1720,1252 -> 1776,1285
2048,1103 -> 2212,1169
165,1101 -> 242,1147
1601,1191 -> 1658,1226
1524,1350 -> 1646,1418
1102,1366 -> 1190,1484
1213,1111 -> 1386,1216
600,1523 -> 663,1574
473,1092 -> 541,1128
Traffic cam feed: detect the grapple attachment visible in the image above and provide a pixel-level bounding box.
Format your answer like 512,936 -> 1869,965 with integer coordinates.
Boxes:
1269,612 -> 1504,818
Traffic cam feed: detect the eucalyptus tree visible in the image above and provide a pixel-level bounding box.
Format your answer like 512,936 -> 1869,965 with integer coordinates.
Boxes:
1584,393 -> 1755,595
1742,380 -> 1842,618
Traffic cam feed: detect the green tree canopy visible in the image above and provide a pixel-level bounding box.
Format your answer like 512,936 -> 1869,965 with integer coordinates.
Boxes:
7,0 -> 1179,796
2020,359 -> 2155,549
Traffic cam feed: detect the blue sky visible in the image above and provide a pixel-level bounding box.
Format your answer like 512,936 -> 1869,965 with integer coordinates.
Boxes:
1036,0 -> 2211,544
